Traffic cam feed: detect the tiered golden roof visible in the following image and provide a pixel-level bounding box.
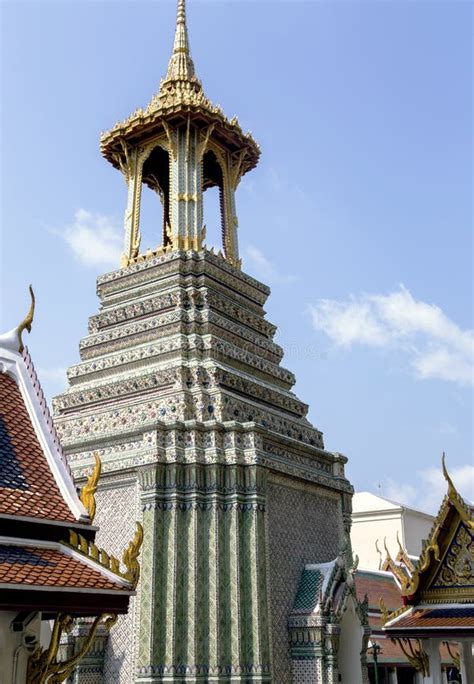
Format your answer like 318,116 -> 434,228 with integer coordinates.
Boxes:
100,0 -> 260,181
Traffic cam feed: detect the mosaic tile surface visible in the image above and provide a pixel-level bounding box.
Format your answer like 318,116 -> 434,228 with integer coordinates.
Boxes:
54,252 -> 352,682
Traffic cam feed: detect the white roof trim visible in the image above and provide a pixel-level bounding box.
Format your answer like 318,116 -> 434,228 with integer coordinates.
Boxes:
0,535 -> 130,589
0,345 -> 89,522
357,567 -> 396,577
305,559 -> 338,598
0,583 -> 132,596
384,606 -> 413,628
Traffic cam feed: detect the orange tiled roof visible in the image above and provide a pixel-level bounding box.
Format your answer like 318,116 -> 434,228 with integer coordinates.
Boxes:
0,543 -> 127,591
366,634 -> 457,665
356,572 -> 461,665
0,373 -> 76,523
386,606 -> 474,630
355,570 -> 401,612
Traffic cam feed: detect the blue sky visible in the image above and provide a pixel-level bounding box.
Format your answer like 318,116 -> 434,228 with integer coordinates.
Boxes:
1,0 -> 472,512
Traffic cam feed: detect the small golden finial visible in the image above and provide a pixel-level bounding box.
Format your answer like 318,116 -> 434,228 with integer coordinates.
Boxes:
379,596 -> 389,623
17,285 -> 35,353
165,0 -> 196,83
396,530 -> 403,555
80,454 -> 102,522
383,536 -> 392,561
375,539 -> 383,570
442,452 -> 457,498
122,522 -> 144,588
441,452 -> 474,531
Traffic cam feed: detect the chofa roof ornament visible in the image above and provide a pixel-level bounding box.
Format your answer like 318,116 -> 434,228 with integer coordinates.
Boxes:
0,285 -> 35,354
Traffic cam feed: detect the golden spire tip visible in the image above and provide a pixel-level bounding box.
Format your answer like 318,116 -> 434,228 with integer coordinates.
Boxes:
442,452 -> 456,498
17,285 -> 35,353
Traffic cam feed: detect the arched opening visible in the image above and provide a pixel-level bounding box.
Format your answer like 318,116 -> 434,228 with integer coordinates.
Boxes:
202,149 -> 225,253
338,595 -> 364,684
142,145 -> 171,248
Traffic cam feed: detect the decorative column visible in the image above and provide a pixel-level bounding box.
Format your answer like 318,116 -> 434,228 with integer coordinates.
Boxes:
422,639 -> 443,684
167,120 -> 204,251
135,462 -> 271,682
324,622 -> 341,684
459,641 -> 474,684
120,145 -> 143,267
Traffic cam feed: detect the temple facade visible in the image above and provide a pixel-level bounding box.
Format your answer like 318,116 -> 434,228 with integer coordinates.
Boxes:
53,2 -> 360,681
0,291 -> 140,684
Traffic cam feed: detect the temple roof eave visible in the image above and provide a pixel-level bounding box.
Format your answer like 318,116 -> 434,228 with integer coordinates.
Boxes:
100,102 -> 260,176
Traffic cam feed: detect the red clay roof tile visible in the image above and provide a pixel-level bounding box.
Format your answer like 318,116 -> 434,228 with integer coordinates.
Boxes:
0,544 -> 127,591
0,374 -> 76,523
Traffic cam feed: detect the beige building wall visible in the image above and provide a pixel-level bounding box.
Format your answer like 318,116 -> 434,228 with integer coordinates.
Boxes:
351,492 -> 434,570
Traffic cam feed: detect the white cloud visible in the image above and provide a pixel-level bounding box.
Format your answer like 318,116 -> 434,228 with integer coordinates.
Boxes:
309,286 -> 474,386
245,245 -> 296,285
383,463 -> 474,515
54,209 -> 122,269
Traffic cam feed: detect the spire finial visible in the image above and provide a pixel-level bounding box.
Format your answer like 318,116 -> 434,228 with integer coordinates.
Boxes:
0,285 -> 35,354
165,0 -> 196,83
442,452 -> 457,499
18,285 -> 35,353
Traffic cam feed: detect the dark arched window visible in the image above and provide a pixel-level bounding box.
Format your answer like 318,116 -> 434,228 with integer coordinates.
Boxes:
142,145 -> 171,246
202,149 -> 226,251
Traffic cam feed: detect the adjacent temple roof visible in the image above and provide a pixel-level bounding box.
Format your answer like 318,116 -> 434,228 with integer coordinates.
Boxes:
354,569 -> 458,666
100,0 -> 260,180
0,289 -> 141,615
381,456 -> 474,637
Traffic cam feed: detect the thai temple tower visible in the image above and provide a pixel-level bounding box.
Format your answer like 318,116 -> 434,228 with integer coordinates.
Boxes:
54,2 -> 355,682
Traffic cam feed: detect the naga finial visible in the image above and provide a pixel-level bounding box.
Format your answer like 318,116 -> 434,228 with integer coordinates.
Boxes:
442,452 -> 457,499
375,539 -> 383,570
379,596 -> 389,623
122,522 -> 144,588
383,536 -> 393,561
396,530 -> 404,555
17,285 -> 35,353
80,454 -> 102,522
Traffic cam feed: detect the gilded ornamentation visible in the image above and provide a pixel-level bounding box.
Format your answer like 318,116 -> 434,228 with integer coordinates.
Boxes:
375,539 -> 382,571
398,455 -> 474,599
99,0 -> 258,269
395,638 -> 430,676
379,596 -> 389,624
434,523 -> 474,587
396,530 -> 415,573
196,123 -> 216,160
79,453 -> 101,522
27,612 -> 117,684
17,285 -> 35,353
161,119 -> 177,159
66,522 -> 143,586
444,641 -> 461,670
122,521 -> 144,588
443,452 -> 474,532
382,537 -> 410,588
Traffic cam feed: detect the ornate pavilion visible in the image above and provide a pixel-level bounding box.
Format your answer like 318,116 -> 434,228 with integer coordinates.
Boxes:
381,457 -> 474,684
52,0 -> 368,682
0,290 -> 142,683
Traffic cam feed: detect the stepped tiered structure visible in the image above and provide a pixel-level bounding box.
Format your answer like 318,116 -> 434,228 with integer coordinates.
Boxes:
53,2 -> 354,681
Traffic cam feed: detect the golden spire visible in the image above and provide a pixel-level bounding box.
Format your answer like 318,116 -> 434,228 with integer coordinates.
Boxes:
18,285 -> 35,353
164,0 -> 196,83
80,454 -> 102,522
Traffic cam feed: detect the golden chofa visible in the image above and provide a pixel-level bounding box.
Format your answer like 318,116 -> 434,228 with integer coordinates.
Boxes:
100,0 -> 260,269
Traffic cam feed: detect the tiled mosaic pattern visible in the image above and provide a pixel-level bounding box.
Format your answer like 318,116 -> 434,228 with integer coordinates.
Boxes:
292,659 -> 320,683
267,477 -> 341,681
93,481 -> 141,684
54,252 -> 352,681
